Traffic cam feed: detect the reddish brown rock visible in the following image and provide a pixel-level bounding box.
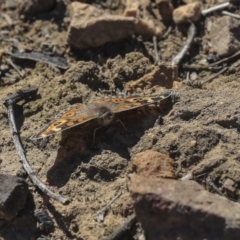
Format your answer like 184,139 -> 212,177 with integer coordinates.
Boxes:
135,19 -> 163,39
173,2 -> 202,24
156,0 -> 174,22
0,174 -> 28,221
68,2 -> 136,49
123,0 -> 163,38
123,0 -> 141,17
68,2 -> 163,49
131,150 -> 175,178
130,175 -> 240,240
210,16 -> 240,57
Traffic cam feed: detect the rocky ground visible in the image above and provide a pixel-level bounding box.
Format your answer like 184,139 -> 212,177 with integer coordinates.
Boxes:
1,0 -> 240,240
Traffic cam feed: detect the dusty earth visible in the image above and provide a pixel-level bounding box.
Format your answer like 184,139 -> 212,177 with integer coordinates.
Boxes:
1,0 -> 240,240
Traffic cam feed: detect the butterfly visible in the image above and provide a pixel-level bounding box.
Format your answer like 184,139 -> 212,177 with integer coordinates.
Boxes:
31,91 -> 173,140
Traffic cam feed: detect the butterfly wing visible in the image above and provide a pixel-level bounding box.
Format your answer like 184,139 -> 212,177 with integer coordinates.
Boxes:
31,103 -> 98,139
99,91 -> 172,113
31,92 -> 172,139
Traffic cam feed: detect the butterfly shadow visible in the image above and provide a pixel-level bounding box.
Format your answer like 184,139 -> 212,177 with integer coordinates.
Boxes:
45,98 -> 174,188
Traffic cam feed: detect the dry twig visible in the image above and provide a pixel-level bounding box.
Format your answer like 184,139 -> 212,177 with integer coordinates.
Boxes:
2,87 -> 69,205
101,213 -> 137,240
202,67 -> 228,84
95,192 -> 122,222
171,23 -> 196,66
202,1 -> 230,16
5,58 -> 25,78
162,23 -> 173,39
209,50 -> 240,67
183,64 -> 222,72
153,36 -> 160,64
222,10 -> 240,19
206,176 -> 224,196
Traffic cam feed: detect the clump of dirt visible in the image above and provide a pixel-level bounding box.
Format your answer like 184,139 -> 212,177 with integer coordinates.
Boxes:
106,52 -> 152,86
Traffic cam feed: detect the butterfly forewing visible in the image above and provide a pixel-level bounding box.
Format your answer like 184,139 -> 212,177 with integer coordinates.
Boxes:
31,104 -> 98,139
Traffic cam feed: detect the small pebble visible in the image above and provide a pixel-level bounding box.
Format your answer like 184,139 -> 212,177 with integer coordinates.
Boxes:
206,53 -> 218,63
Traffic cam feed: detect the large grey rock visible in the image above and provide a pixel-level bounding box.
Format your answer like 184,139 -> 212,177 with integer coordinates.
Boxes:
130,175 -> 240,240
0,174 -> 28,221
210,16 -> 240,57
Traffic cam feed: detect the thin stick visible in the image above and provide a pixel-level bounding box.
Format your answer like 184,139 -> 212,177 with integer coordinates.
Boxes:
209,50 -> 240,67
202,67 -> 228,84
222,10 -> 240,19
202,2 -> 230,16
153,36 -> 160,64
5,58 -> 25,78
101,213 -> 137,240
95,192 -> 122,222
183,64 -> 222,71
162,23 -> 173,39
229,60 -> 240,72
171,23 -> 196,66
181,173 -> 193,181
2,87 -> 69,205
206,176 -> 224,196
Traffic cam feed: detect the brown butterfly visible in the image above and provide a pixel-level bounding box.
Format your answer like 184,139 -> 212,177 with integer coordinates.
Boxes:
31,91 -> 173,140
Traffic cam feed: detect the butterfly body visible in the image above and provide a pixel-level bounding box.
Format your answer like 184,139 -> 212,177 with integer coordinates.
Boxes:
93,105 -> 114,126
31,91 -> 173,140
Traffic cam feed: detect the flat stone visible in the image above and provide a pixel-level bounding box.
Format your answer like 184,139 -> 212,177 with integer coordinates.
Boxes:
68,2 -> 163,50
173,2 -> 202,24
210,16 -> 240,57
130,175 -> 240,240
131,150 -> 175,178
0,174 -> 28,221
